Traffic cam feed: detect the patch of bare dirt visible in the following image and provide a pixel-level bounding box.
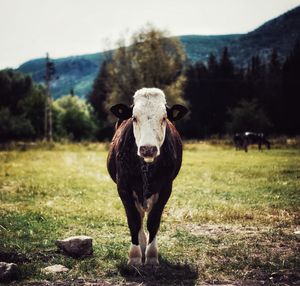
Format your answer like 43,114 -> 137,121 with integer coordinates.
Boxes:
116,259 -> 198,285
0,249 -> 62,264
242,269 -> 300,286
0,251 -> 29,263
15,280 -> 121,286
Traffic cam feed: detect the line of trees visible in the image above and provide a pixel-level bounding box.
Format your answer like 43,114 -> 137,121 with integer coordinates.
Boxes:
88,25 -> 187,139
88,34 -> 300,139
0,27 -> 299,142
180,42 -> 300,138
0,70 -> 97,142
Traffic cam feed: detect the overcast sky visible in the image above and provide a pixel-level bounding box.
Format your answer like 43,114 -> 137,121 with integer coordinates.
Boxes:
0,0 -> 300,69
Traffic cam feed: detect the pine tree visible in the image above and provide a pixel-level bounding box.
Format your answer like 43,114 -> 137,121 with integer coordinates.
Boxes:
87,60 -> 111,121
269,49 -> 281,78
281,40 -> 300,134
219,47 -> 234,78
207,53 -> 218,77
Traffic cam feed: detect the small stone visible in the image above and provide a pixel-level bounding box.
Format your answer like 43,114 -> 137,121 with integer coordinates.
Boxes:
42,264 -> 69,274
56,235 -> 93,258
0,262 -> 18,282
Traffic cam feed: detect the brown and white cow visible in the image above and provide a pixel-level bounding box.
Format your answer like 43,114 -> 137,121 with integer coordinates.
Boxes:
107,88 -> 187,266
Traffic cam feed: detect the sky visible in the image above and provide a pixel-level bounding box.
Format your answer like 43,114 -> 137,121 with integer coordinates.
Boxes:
0,0 -> 300,69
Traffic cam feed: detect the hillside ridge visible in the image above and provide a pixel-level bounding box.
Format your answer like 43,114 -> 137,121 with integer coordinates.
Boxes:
18,5 -> 300,98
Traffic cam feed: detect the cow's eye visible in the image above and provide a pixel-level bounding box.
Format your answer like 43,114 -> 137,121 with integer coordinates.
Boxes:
132,116 -> 137,123
162,117 -> 167,122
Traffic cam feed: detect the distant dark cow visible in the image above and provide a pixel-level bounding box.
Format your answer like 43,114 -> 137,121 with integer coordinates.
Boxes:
234,132 -> 270,152
107,88 -> 188,266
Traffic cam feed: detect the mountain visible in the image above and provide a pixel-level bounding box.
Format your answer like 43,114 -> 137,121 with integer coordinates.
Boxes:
179,34 -> 241,63
230,5 -> 300,65
18,5 -> 300,99
183,5 -> 300,65
18,53 -> 105,99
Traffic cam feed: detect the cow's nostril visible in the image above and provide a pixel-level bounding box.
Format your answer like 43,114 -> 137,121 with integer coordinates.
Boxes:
139,145 -> 158,157
150,146 -> 158,154
139,146 -> 147,155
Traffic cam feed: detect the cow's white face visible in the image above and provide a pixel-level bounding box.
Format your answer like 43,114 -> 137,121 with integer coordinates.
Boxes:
132,88 -> 167,163
110,87 -> 188,164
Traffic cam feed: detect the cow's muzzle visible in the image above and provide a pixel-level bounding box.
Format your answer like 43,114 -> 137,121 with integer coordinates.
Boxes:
139,145 -> 158,163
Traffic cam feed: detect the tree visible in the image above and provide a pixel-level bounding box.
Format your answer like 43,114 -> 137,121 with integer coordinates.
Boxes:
226,99 -> 272,134
103,25 -> 186,111
281,40 -> 300,134
53,95 -> 96,141
248,55 -> 266,81
219,47 -> 234,78
209,47 -> 239,134
262,49 -> 282,131
182,47 -> 243,138
21,84 -> 47,139
0,69 -> 46,141
182,62 -> 216,138
0,108 -> 35,142
0,69 -> 32,114
207,53 -> 218,77
268,49 -> 281,77
87,59 -> 111,121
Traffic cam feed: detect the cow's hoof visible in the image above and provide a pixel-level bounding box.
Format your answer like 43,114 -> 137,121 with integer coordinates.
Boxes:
145,237 -> 159,266
145,257 -> 159,266
128,257 -> 142,266
128,244 -> 142,266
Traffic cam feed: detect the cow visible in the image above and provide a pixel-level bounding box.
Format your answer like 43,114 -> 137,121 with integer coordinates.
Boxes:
234,132 -> 271,152
107,88 -> 188,266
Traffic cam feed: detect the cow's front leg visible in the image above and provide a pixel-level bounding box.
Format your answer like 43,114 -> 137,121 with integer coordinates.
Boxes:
258,141 -> 262,151
118,189 -> 143,266
146,205 -> 163,265
146,187 -> 171,265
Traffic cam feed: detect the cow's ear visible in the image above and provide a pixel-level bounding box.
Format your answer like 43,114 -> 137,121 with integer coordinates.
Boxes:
110,104 -> 132,119
167,104 -> 188,121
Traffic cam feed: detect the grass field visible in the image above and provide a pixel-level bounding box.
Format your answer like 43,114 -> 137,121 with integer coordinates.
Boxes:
0,143 -> 299,285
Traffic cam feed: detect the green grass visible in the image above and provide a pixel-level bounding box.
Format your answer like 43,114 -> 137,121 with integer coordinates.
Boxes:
0,143 -> 299,285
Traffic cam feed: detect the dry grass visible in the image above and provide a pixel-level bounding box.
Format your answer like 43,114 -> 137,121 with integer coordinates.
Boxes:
0,142 -> 299,285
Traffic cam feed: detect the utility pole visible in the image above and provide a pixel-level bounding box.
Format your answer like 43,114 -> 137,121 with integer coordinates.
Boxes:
44,53 -> 56,142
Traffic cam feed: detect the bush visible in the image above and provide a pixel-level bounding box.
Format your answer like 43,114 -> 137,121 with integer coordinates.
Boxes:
0,108 -> 35,142
0,69 -> 46,141
226,99 -> 272,133
53,95 -> 97,141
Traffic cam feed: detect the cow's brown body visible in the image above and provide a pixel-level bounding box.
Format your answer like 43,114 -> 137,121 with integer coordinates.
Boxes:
107,118 -> 183,264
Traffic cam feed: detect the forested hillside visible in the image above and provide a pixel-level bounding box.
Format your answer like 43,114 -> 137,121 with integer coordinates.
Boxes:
17,6 -> 300,98
1,7 -> 300,142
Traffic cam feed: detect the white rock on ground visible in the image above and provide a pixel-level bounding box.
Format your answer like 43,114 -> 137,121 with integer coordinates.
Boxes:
55,235 -> 93,258
0,262 -> 18,282
41,264 -> 69,274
